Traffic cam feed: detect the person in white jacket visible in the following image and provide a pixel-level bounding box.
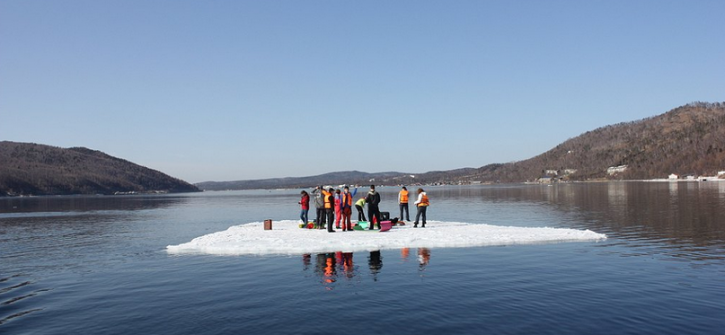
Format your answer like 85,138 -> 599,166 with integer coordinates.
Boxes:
413,188 -> 429,228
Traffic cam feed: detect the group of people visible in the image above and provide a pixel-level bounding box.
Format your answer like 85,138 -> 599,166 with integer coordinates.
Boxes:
299,185 -> 430,233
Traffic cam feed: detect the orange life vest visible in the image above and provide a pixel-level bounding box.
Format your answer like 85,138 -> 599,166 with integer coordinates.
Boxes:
399,190 -> 409,203
323,190 -> 332,209
418,193 -> 429,207
342,193 -> 353,207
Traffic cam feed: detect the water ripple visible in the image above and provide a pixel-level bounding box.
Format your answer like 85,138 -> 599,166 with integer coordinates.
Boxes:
0,275 -> 48,326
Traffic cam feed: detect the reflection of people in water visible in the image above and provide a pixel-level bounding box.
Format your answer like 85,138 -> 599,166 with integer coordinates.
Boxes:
417,248 -> 430,271
305,252 -> 360,285
401,247 -> 410,261
302,254 -> 311,271
336,251 -> 355,279
368,250 -> 383,281
342,252 -> 354,278
324,253 -> 337,284
314,254 -> 327,276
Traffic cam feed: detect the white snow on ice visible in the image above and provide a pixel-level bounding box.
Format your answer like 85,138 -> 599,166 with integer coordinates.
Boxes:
166,220 -> 607,256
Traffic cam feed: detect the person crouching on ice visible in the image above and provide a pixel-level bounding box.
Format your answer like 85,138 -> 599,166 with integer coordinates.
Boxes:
413,188 -> 429,228
355,197 -> 367,222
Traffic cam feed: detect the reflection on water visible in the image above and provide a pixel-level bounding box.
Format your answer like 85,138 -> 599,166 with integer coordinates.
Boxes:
0,275 -> 47,326
368,250 -> 382,281
429,182 -> 725,264
303,249 -> 432,289
0,194 -> 187,217
0,194 -> 198,275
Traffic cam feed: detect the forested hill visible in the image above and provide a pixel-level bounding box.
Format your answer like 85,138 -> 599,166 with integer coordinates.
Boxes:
196,171 -> 420,191
196,102 -> 725,189
468,102 -> 725,182
0,142 -> 200,196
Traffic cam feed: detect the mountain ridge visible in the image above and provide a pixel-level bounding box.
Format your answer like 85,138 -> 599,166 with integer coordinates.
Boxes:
197,102 -> 725,189
0,141 -> 200,196
4,102 -> 723,194
464,101 -> 725,183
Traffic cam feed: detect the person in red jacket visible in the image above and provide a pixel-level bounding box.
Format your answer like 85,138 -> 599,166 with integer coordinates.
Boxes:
299,190 -> 310,225
334,189 -> 342,229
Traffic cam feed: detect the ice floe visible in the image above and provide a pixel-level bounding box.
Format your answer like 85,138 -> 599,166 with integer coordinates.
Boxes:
166,220 -> 607,256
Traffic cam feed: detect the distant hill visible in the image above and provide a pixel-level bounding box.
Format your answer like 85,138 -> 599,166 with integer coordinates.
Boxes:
0,141 -> 200,196
465,102 -> 725,182
196,171 -> 418,190
196,102 -> 725,189
196,168 -> 482,190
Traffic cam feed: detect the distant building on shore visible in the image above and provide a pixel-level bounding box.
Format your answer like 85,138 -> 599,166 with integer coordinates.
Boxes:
607,165 -> 628,175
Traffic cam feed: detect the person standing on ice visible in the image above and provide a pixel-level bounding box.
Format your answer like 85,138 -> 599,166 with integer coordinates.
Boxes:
299,190 -> 310,225
365,185 -> 381,230
413,188 -> 429,228
398,186 -> 410,222
312,186 -> 325,229
334,189 -> 342,229
341,186 -> 357,231
355,197 -> 367,222
324,187 -> 336,232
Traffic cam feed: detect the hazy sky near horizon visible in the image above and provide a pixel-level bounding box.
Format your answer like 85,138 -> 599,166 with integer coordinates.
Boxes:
2,1 -> 723,183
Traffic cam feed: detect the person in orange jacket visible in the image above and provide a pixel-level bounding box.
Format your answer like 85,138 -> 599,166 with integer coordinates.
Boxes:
413,188 -> 429,228
323,187 -> 336,232
340,186 -> 357,231
398,186 -> 410,221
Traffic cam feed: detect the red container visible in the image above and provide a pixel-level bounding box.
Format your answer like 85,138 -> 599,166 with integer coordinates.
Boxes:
264,219 -> 273,230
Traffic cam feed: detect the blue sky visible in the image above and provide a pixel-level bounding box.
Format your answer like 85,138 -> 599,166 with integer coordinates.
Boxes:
1,1 -> 723,183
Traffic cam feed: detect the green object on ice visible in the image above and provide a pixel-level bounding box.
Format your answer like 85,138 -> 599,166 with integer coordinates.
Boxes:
354,221 -> 369,230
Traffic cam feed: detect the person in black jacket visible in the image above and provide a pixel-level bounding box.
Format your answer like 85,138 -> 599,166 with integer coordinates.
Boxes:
365,185 -> 381,230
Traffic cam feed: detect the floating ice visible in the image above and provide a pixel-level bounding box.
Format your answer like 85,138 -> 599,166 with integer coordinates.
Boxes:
166,220 -> 607,256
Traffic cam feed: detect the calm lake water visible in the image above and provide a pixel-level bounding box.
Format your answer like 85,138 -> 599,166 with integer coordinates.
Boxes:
2,182 -> 725,334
